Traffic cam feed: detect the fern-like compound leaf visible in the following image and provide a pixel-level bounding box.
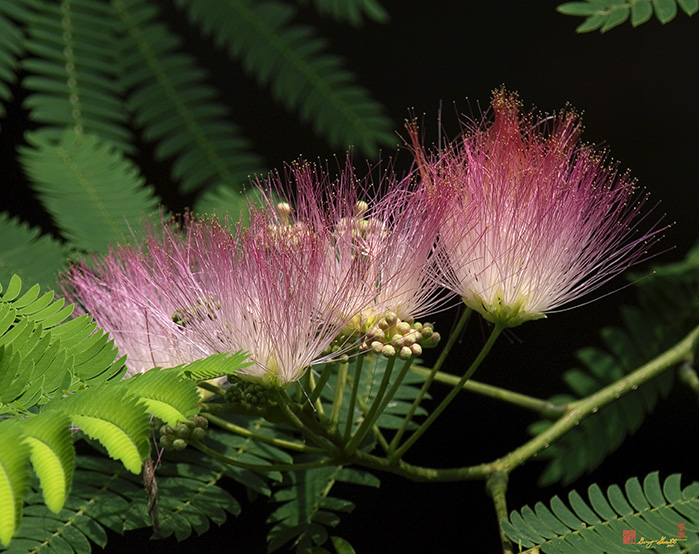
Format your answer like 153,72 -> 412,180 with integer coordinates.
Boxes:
267,462 -> 378,553
112,0 -> 264,195
318,355 -> 429,437
0,421 -> 31,547
0,8 -> 24,124
175,0 -> 395,157
20,129 -> 159,253
529,249 -> 699,487
557,0 -> 697,32
122,367 -> 200,426
19,413 -> 75,515
503,472 -> 699,552
44,385 -> 151,474
176,350 -> 252,381
0,214 -> 70,291
18,0 -> 134,153
296,0 -> 389,26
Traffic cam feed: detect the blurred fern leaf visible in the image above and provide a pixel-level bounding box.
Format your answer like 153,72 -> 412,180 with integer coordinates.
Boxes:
174,0 -> 396,156
0,213 -> 70,290
20,129 -> 159,253
557,0 -> 697,32
113,0 -> 264,195
529,250 -> 699,487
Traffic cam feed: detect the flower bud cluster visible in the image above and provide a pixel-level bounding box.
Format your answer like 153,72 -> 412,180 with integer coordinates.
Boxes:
224,376 -> 273,408
159,415 -> 208,451
361,311 -> 441,359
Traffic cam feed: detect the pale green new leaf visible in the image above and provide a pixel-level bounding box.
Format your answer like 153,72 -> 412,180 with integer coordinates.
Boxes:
0,421 -> 31,547
43,385 -> 151,474
121,367 -> 200,426
176,350 -> 252,381
20,413 -> 75,514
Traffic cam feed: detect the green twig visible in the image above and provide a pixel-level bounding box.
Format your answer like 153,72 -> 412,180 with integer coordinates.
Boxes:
202,413 -> 325,455
389,308 -> 471,452
487,472 -> 513,554
328,360 -> 349,433
343,354 -> 365,441
390,323 -> 503,461
409,365 -> 567,419
344,355 -> 396,454
191,440 -> 335,473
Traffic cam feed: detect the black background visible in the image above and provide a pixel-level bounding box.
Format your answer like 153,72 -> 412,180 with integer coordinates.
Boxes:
3,1 -> 698,553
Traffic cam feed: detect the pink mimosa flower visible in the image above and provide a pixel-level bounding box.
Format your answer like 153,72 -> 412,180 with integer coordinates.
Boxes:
414,90 -> 665,327
262,159 -> 448,336
65,214 -> 366,384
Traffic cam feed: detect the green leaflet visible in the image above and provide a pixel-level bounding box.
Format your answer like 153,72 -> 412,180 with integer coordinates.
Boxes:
121,367 -> 201,426
0,422 -> 31,547
0,213 -> 70,292
267,462 -> 378,553
20,413 -> 75,514
176,350 -> 252,382
529,249 -> 699,487
20,129 -> 159,253
19,0 -> 134,152
174,0 -> 395,157
113,0 -> 264,195
296,0 -> 389,26
0,275 -> 125,414
557,0 -> 697,32
503,472 -> 699,553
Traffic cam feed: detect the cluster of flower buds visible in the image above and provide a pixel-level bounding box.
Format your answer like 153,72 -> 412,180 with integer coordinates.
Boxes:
224,376 -> 273,408
159,415 -> 208,451
361,312 -> 441,359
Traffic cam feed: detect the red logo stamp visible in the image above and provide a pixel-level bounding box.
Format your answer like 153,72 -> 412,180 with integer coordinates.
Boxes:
678,522 -> 686,538
623,530 -> 637,544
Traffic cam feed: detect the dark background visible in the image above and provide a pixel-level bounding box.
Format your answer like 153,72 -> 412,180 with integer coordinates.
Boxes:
3,1 -> 698,553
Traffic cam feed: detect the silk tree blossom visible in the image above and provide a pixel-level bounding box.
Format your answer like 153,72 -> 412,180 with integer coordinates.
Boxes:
65,213 -> 371,385
413,90 -> 665,327
261,159 -> 448,356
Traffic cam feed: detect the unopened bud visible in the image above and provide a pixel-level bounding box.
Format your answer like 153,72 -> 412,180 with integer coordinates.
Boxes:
382,345 -> 396,358
399,346 -> 413,360
396,321 -> 411,335
410,344 -> 422,357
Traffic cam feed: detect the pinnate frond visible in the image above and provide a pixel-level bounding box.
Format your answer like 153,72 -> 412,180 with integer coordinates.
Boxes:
557,0 -> 697,32
20,130 -> 159,253
18,0 -> 134,152
503,472 -> 699,552
174,0 -> 396,156
296,0 -> 389,26
267,462 -> 379,553
0,213 -> 70,291
113,0 -> 264,194
528,248 -> 699,487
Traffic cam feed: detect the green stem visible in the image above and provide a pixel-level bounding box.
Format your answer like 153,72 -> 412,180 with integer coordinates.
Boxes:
409,366 -> 567,419
274,389 -> 340,453
307,369 -> 327,421
487,472 -> 514,554
389,308 -> 472,453
197,380 -> 227,398
391,323 -> 503,461
490,322 -> 699,474
192,440 -> 336,473
202,413 -> 325,455
309,361 -> 336,404
351,449 -> 490,481
344,355 -> 396,454
343,354 -> 365,442
328,361 -> 349,433
354,391 -> 391,452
